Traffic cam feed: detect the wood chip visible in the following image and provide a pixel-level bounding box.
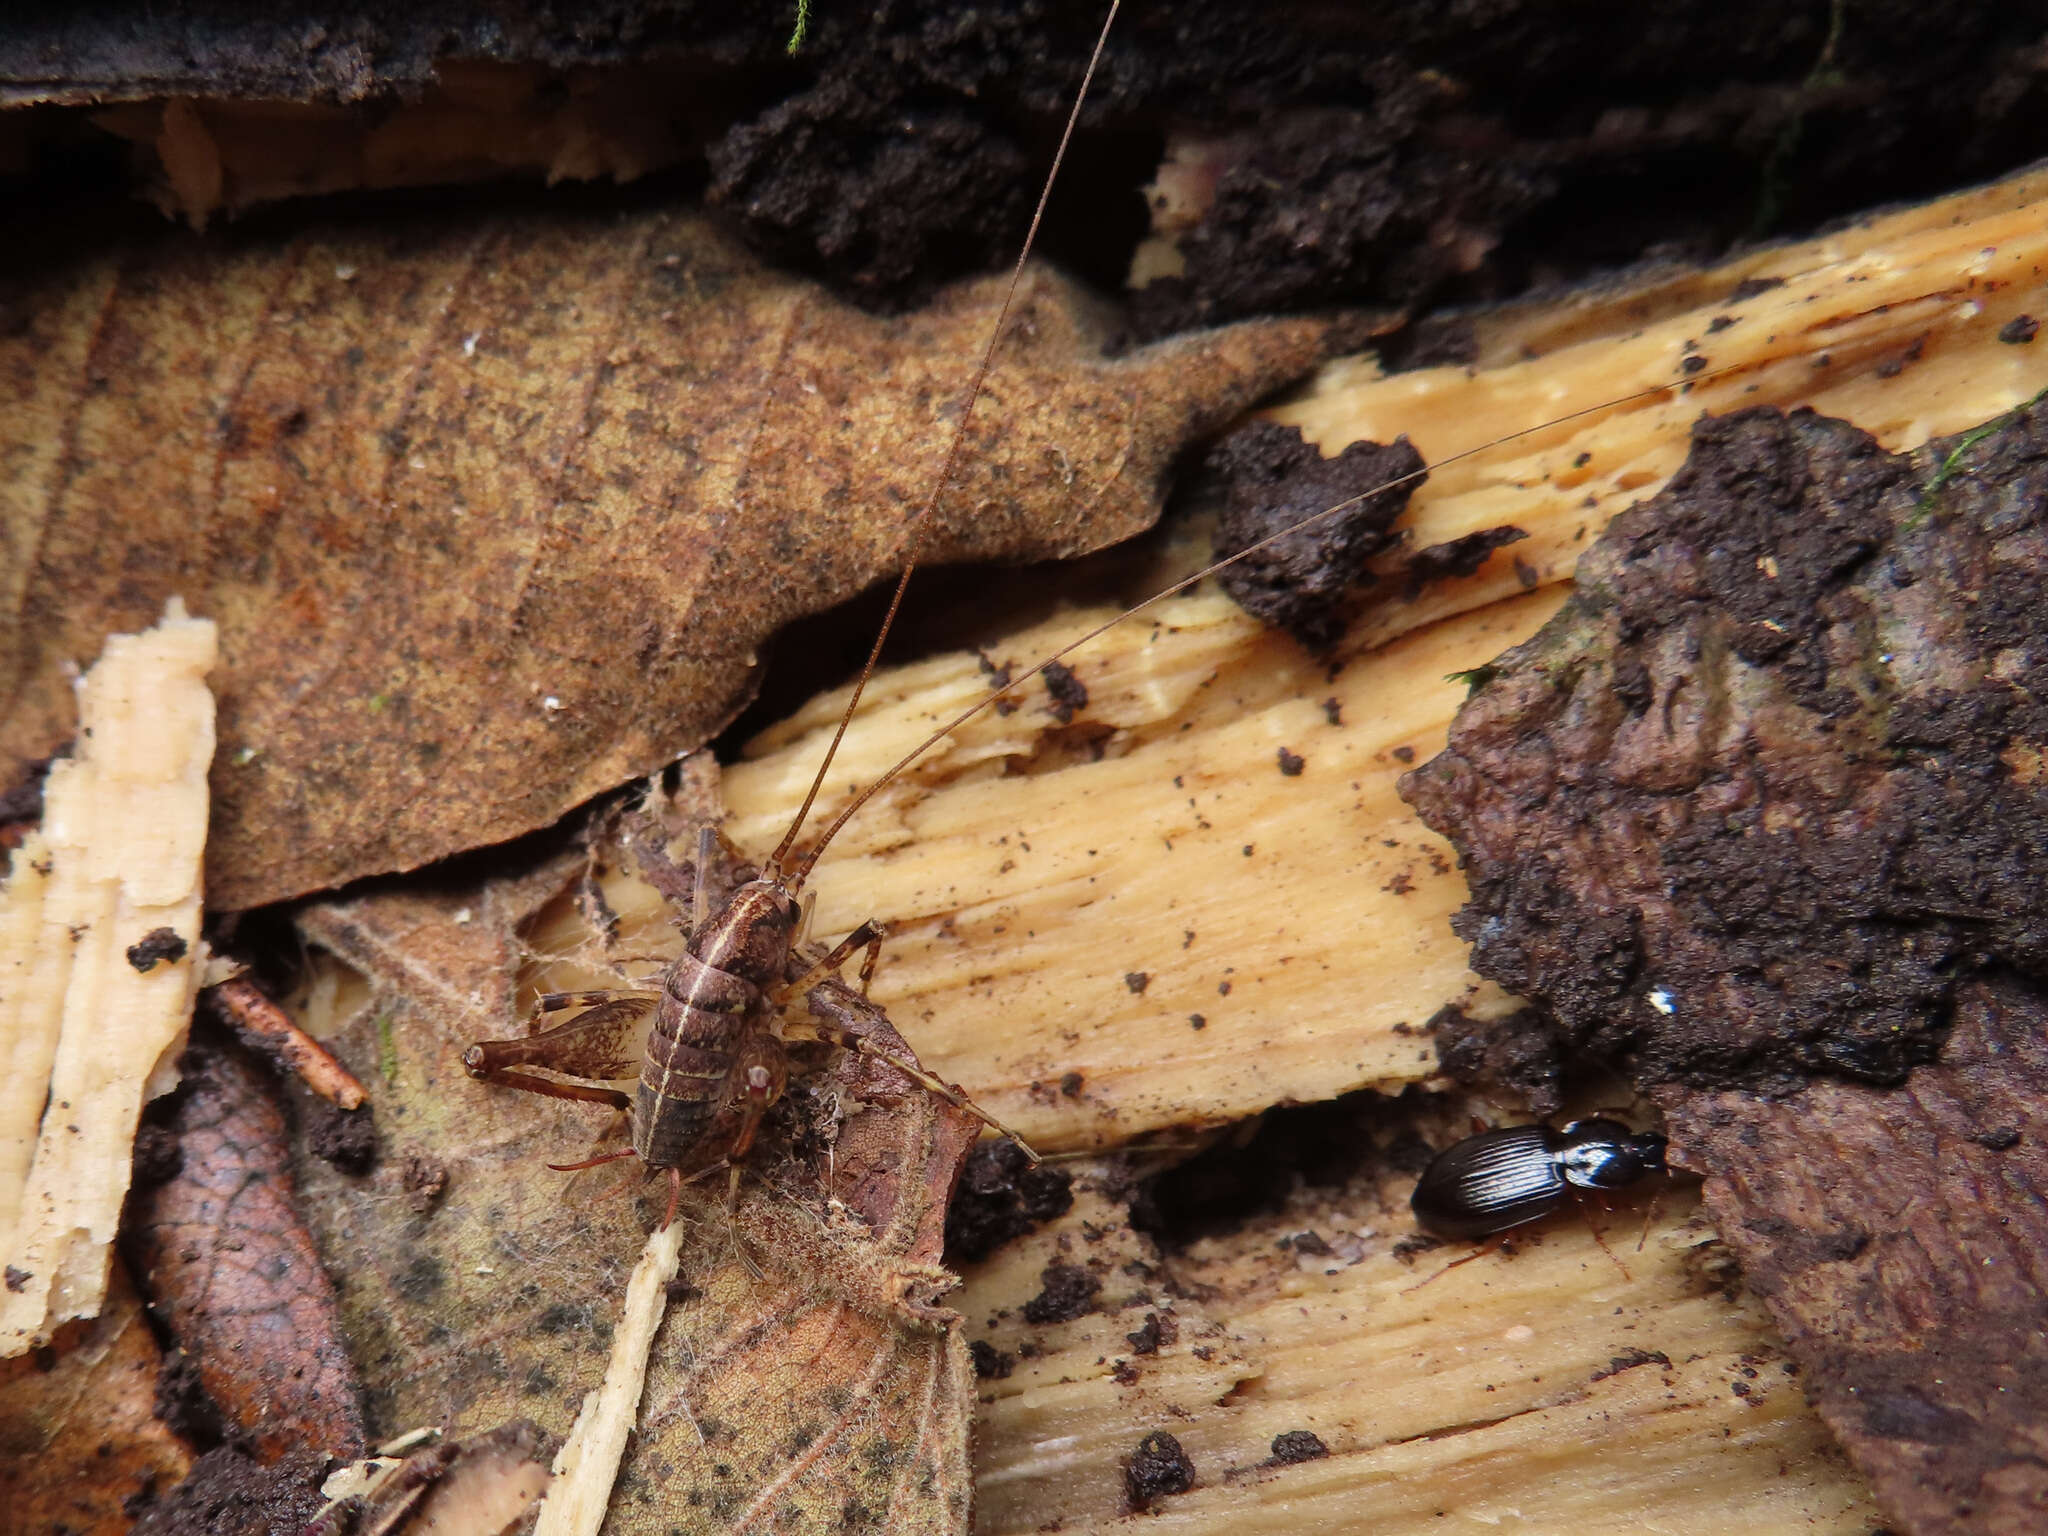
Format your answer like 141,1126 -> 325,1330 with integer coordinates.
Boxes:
1,599 -> 215,1354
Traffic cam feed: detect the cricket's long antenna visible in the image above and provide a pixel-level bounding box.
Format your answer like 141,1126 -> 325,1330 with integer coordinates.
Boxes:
769,0 -> 1124,886
788,359 -> 1770,886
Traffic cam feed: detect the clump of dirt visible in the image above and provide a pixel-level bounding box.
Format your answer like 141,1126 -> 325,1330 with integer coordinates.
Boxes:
1426,1003 -> 1566,1117
1207,422 -> 1427,650
1405,399 -> 2048,1095
945,1139 -> 1076,1264
1021,1261 -> 1101,1324
128,1443 -> 331,1536
1124,1430 -> 1196,1507
1131,102 -> 1555,334
708,64 -> 1033,308
1268,1429 -> 1330,1465
1403,527 -> 1529,596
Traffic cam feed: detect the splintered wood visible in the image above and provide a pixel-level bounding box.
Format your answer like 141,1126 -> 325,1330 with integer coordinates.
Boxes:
966,1178 -> 1874,1535
708,171 -> 2048,1530
0,600 -> 217,1353
721,165 -> 2048,1153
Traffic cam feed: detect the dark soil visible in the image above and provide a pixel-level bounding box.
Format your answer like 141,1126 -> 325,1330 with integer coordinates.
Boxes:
1020,1261 -> 1100,1325
1267,1429 -> 1329,1465
10,2 -> 2048,331
127,1443 -> 331,1536
1123,1429 -> 1196,1507
945,1139 -> 1076,1265
1207,422 -> 1427,650
1426,1002 -> 1566,1118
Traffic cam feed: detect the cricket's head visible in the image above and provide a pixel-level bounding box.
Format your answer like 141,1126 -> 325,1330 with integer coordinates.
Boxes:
694,877 -> 803,986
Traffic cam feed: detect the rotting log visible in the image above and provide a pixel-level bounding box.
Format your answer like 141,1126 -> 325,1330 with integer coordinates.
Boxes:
707,167 -> 2048,1531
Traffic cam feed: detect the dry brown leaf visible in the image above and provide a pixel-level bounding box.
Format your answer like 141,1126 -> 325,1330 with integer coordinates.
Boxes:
2,208 -> 1337,911
288,835 -> 636,1440
0,1264 -> 195,1535
127,1039 -> 367,1462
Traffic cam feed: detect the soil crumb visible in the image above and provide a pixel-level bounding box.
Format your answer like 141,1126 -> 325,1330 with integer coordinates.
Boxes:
946,1140 -> 1076,1264
1208,422 -> 1427,650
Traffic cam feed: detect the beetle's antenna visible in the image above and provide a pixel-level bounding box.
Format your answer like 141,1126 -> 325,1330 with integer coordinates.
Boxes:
768,1 -> 1124,886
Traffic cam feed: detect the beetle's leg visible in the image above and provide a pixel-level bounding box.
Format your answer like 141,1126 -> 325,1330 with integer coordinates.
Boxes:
772,919 -> 887,1006
782,1014 -> 1038,1162
1400,1235 -> 1512,1295
1569,1189 -> 1632,1281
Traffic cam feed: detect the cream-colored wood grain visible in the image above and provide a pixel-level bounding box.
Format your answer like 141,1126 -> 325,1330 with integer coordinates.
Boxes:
720,166 -> 2048,1158
961,1179 -> 1876,1535
0,599 -> 216,1353
705,171 -> 2048,1532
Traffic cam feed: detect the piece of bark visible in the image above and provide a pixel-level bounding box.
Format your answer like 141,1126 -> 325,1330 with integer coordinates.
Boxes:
1666,978 -> 2048,1536
1401,390 -> 2048,1533
125,1039 -> 367,1462
2,208 -> 1336,911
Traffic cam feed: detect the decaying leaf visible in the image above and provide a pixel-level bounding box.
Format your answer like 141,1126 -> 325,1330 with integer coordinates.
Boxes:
312,1421 -> 553,1536
1,206 -> 1338,911
0,599 -> 216,1356
126,1038 -> 366,1462
1402,396 -> 2048,1534
0,1265 -> 194,1536
288,833 -> 637,1441
282,767 -> 985,1532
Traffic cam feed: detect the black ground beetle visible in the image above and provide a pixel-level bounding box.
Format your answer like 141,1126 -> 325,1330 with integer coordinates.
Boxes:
1410,1118 -> 1669,1239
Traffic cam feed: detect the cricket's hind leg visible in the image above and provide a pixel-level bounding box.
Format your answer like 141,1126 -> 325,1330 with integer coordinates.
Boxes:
463,994 -> 652,1103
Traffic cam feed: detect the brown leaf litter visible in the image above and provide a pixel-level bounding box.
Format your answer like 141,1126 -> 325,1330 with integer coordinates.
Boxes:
125,1039 -> 366,1465
1,208 -> 1339,910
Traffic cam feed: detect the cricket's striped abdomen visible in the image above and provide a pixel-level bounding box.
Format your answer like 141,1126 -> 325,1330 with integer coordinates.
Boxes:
634,946 -> 763,1166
